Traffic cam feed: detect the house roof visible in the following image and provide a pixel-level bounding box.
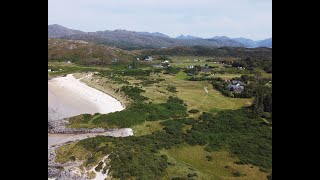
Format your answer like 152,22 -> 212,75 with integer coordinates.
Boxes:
227,85 -> 244,91
231,80 -> 244,85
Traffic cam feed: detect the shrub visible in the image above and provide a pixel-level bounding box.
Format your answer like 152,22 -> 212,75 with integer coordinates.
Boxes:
167,85 -> 177,93
188,109 -> 200,114
95,161 -> 104,172
206,155 -> 213,161
233,171 -> 242,177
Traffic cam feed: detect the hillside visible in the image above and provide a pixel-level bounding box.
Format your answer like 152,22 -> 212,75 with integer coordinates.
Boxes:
256,38 -> 272,47
140,46 -> 272,60
48,38 -> 136,65
48,25 -> 247,49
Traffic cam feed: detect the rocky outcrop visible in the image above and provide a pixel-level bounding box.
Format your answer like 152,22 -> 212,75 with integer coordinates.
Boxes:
48,118 -> 105,134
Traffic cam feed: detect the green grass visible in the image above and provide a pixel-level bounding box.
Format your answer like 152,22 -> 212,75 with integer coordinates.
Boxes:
48,62 -> 109,78
161,145 -> 268,180
131,120 -> 165,136
163,73 -> 252,111
213,73 -> 242,80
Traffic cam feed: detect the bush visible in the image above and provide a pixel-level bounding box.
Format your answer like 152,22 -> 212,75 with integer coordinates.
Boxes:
187,172 -> 198,177
167,85 -> 177,93
120,86 -> 149,102
95,161 -> 104,172
206,155 -> 213,161
233,171 -> 242,177
188,109 -> 200,114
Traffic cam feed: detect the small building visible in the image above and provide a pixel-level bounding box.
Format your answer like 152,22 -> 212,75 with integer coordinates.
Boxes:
227,80 -> 245,93
193,59 -> 198,62
128,65 -> 133,69
144,56 -> 154,61
162,60 -> 170,64
112,58 -> 118,63
136,58 -> 140,61
231,80 -> 245,86
227,84 -> 244,93
187,65 -> 194,69
48,69 -> 51,72
67,61 -> 71,64
187,73 -> 194,76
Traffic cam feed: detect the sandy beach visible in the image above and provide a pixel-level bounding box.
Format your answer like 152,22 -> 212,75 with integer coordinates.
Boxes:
48,74 -> 133,179
48,74 -> 124,121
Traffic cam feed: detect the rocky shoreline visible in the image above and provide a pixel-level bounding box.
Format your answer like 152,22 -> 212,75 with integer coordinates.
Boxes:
48,143 -> 89,180
48,117 -> 106,134
48,118 -> 133,179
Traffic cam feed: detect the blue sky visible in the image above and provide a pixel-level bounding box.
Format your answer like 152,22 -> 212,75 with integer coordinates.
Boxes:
48,0 -> 271,40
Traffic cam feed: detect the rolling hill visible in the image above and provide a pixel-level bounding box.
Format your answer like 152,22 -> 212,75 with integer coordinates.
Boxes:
48,38 -> 137,65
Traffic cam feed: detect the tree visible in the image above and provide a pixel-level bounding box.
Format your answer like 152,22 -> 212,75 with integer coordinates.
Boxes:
253,86 -> 265,115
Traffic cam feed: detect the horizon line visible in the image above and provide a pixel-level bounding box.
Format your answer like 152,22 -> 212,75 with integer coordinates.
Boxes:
48,24 -> 271,41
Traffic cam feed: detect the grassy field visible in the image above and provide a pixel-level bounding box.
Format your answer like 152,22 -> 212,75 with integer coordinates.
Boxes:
169,56 -> 224,69
162,73 -> 252,112
161,145 -> 268,180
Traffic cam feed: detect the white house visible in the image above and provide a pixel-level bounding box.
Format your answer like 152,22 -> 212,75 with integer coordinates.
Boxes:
162,60 -> 170,64
144,56 -> 154,61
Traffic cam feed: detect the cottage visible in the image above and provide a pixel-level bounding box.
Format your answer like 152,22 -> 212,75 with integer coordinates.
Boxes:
227,84 -> 244,93
144,56 -> 154,61
162,60 -> 170,64
231,80 -> 245,86
227,80 -> 245,93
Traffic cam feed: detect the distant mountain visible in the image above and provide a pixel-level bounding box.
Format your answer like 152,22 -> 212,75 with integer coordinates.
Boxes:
232,38 -> 257,47
233,37 -> 272,48
137,32 -> 170,38
256,38 -> 272,47
48,24 -> 271,49
210,36 -> 244,47
176,35 -> 201,39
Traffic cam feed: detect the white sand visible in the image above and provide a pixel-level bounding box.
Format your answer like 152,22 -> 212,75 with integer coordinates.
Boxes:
48,74 -> 124,121
48,74 -> 132,147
